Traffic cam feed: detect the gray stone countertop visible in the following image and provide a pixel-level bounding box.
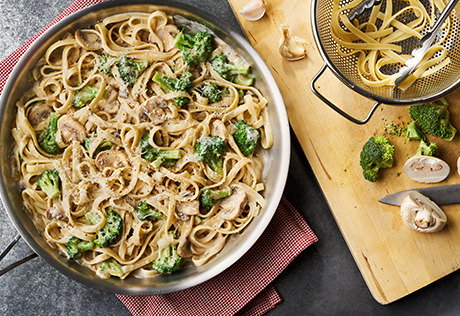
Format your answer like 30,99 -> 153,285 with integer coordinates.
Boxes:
1,0 -> 460,315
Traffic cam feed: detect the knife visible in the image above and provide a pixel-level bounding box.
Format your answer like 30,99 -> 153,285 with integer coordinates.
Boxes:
379,183 -> 460,206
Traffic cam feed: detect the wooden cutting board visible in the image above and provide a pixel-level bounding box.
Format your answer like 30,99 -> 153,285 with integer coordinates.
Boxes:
227,0 -> 460,304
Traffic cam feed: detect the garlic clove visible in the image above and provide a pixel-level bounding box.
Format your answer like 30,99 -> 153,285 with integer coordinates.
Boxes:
278,24 -> 308,61
239,0 -> 266,21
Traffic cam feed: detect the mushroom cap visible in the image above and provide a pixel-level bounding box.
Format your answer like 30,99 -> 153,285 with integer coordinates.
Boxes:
219,187 -> 248,220
57,115 -> 86,143
400,191 -> 447,233
138,96 -> 168,125
95,149 -> 130,170
403,155 -> 450,183
27,103 -> 53,128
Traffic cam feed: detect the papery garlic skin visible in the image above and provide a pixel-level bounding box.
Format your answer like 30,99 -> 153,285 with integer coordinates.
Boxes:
279,24 -> 308,61
240,0 -> 266,21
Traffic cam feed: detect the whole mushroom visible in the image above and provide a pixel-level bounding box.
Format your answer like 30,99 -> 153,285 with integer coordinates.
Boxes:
404,155 -> 450,183
400,191 -> 447,233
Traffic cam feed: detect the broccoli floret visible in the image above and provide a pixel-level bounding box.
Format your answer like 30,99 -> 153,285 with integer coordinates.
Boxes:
211,53 -> 253,85
83,137 -> 113,158
359,135 -> 395,182
94,210 -> 122,248
140,134 -> 182,167
152,233 -> 182,274
409,98 -> 457,141
38,112 -> 62,155
201,83 -> 222,103
199,186 -> 233,209
36,169 -> 61,199
136,201 -> 163,221
416,139 -> 439,157
100,258 -> 124,277
174,29 -> 213,66
85,210 -> 102,225
152,71 -> 193,106
73,85 -> 99,108
66,236 -> 95,260
195,136 -> 226,175
118,56 -> 148,88
233,120 -> 260,156
99,54 -> 119,75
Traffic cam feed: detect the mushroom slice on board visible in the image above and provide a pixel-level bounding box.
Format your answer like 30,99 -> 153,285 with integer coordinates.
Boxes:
400,191 -> 447,233
403,155 -> 450,183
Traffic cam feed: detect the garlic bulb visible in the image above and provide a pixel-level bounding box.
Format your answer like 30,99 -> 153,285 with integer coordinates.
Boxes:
239,0 -> 266,21
400,191 -> 447,233
278,24 -> 308,61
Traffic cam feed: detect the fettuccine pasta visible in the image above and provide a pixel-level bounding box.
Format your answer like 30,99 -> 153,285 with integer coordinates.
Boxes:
11,10 -> 272,279
331,0 -> 452,90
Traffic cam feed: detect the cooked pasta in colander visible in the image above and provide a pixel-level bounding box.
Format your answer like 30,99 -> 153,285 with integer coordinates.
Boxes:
331,0 -> 452,90
10,10 -> 272,279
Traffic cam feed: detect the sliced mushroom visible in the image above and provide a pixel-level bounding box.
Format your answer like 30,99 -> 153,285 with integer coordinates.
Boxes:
98,86 -> 120,114
46,203 -> 66,221
28,103 -> 52,127
75,29 -> 102,50
58,115 -> 86,143
219,187 -> 248,220
138,96 -> 168,125
95,149 -> 130,170
400,191 -> 447,233
210,120 -> 228,143
176,200 -> 199,217
151,24 -> 179,52
404,155 -> 450,183
279,24 -> 308,61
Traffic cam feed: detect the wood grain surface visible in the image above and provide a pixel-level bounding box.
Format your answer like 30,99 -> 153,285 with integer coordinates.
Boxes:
227,0 -> 460,304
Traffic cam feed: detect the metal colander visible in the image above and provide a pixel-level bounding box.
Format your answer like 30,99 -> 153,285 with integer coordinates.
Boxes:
310,0 -> 460,124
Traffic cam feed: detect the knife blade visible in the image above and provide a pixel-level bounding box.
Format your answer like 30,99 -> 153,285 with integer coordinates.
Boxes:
379,183 -> 460,206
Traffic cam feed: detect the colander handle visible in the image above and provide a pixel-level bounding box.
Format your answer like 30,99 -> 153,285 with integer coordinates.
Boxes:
310,63 -> 381,124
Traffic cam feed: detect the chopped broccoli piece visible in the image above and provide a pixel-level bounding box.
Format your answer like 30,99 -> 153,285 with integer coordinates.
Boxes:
73,85 -> 99,108
85,210 -> 102,225
152,233 -> 182,274
199,186 -> 233,209
36,169 -> 61,199
174,29 -> 213,66
66,236 -> 95,260
359,135 -> 395,182
83,137 -> 113,158
416,139 -> 439,157
195,136 -> 226,175
38,112 -> 62,155
100,258 -> 124,277
94,210 -> 122,248
233,120 -> 260,156
140,134 -> 182,167
211,53 -> 253,85
136,201 -> 163,221
201,83 -> 222,103
152,71 -> 193,107
405,121 -> 426,141
118,56 -> 148,88
409,98 -> 457,141
98,54 -> 119,75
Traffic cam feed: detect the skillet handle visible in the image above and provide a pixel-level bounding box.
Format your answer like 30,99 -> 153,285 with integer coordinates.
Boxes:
0,234 -> 38,277
310,63 -> 381,125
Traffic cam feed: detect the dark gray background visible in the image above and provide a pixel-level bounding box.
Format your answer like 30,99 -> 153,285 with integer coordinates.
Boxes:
1,0 -> 460,315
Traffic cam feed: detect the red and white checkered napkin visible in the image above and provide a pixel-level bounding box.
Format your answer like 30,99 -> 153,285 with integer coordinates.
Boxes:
117,196 -> 317,316
0,1 -> 318,315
